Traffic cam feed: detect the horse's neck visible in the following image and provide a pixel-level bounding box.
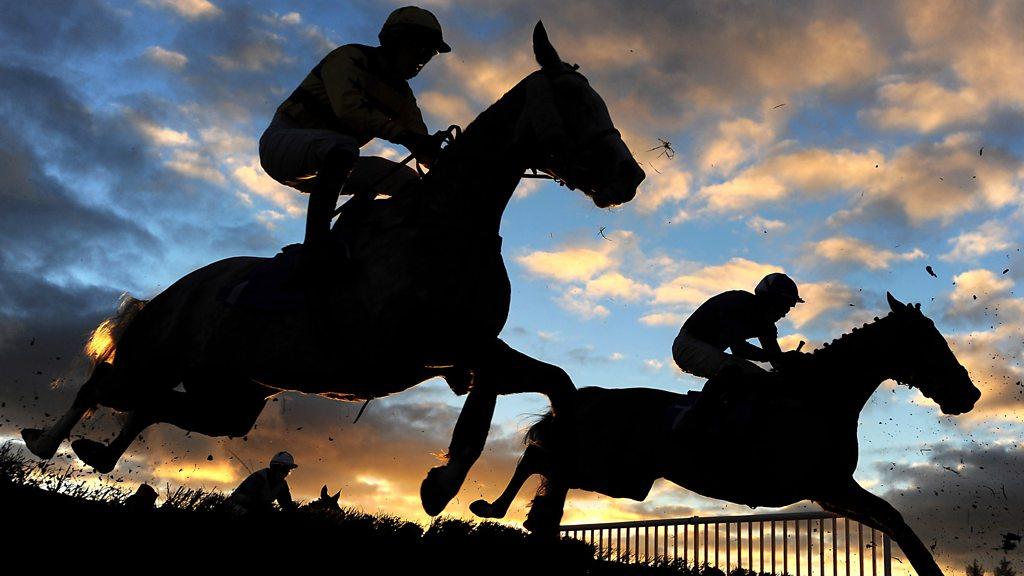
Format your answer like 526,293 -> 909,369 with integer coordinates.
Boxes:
423,86 -> 528,235
811,314 -> 904,412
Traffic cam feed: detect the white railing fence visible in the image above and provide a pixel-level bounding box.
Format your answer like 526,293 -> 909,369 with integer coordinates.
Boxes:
561,511 -> 895,576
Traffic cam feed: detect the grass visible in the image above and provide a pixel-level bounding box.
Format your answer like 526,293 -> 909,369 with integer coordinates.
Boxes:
0,441 -> 790,573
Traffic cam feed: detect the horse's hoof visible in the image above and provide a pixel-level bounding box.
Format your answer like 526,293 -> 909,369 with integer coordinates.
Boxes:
21,428 -> 59,460
469,499 -> 499,518
420,464 -> 463,516
71,439 -> 116,473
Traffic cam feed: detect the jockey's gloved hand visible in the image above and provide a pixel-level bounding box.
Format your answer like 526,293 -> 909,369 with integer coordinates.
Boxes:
773,350 -> 807,374
396,130 -> 443,168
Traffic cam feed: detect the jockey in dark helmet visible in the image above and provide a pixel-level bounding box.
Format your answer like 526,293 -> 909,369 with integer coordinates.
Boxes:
259,6 -> 451,274
672,272 -> 805,381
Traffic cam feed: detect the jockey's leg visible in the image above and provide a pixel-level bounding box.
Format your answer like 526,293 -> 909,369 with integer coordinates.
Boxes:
72,410 -> 154,473
421,339 -> 576,516
22,362 -> 114,460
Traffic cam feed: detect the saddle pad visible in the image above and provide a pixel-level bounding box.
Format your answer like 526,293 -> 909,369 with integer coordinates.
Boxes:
662,390 -> 701,433
222,244 -> 306,312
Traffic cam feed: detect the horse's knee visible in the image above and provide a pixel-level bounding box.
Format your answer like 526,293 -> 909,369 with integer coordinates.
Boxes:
73,363 -> 115,407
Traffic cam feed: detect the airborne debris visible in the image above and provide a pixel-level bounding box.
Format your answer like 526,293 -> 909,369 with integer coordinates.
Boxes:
598,226 -> 610,241
647,138 -> 675,159
926,266 -> 937,278
1003,269 -> 1010,275
1001,532 -> 1022,552
980,147 -> 984,156
773,103 -> 786,109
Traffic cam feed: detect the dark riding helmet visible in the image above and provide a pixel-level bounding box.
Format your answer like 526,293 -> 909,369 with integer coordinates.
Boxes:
379,6 -> 452,54
755,272 -> 804,305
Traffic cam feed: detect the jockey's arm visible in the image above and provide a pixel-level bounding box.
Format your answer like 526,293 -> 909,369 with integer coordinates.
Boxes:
277,482 -> 297,512
730,337 -> 779,363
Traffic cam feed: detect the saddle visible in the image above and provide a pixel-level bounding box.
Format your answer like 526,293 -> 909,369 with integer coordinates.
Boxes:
221,244 -> 308,312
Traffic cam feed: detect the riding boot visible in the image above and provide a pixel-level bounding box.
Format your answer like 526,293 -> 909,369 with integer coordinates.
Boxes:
297,147 -> 356,344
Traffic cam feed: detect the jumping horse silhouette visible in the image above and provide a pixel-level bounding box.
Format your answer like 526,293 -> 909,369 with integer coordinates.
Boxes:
22,22 -> 645,517
472,293 -> 979,576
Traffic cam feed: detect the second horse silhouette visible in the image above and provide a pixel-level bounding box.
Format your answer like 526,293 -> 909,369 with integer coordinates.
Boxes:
473,293 -> 978,576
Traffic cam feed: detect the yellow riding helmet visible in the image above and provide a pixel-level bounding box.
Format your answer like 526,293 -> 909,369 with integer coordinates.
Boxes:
379,6 -> 452,53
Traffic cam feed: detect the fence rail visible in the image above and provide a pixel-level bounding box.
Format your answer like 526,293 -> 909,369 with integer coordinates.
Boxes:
560,511 -> 893,576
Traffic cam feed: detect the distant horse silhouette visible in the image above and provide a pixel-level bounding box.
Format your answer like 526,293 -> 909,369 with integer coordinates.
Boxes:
301,485 -> 342,514
22,22 -> 645,517
472,293 -> 979,576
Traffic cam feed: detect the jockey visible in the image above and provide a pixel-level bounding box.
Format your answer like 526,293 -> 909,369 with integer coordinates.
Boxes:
259,6 -> 451,268
227,451 -> 299,515
672,272 -> 804,381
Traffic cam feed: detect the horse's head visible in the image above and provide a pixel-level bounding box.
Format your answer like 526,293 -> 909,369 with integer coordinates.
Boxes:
304,485 -> 342,513
885,292 -> 980,415
520,22 -> 645,208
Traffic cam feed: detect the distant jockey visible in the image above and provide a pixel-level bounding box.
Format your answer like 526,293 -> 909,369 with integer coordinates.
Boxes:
228,451 -> 299,515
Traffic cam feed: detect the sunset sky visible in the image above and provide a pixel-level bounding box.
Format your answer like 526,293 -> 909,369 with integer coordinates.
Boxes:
1,1 -> 1022,572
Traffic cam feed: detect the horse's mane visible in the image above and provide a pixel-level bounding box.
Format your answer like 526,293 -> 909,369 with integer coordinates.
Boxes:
421,72 -> 536,186
810,310 -> 906,363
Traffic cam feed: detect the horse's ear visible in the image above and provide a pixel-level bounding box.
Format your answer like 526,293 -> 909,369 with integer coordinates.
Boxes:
320,485 -> 329,499
332,490 -> 341,502
533,21 -> 562,69
886,292 -> 905,313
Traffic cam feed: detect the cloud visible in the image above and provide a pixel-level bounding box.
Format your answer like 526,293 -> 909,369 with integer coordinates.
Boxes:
785,281 -> 858,330
747,215 -> 786,233
633,165 -> 691,214
700,112 -> 781,177
947,269 -> 1014,317
699,135 -> 1021,224
652,257 -> 779,307
142,0 -> 222,20
865,0 -> 1024,134
941,220 -> 1013,262
812,236 -> 926,270
639,312 -> 684,328
0,1 -> 125,59
873,444 -> 1024,573
516,244 -> 617,284
232,158 -> 305,217
864,81 -> 986,133
133,117 -> 193,147
144,46 -> 189,71
698,148 -> 883,213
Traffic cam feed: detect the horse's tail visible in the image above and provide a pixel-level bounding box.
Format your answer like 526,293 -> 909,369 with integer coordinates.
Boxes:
84,293 -> 147,366
524,410 -> 557,449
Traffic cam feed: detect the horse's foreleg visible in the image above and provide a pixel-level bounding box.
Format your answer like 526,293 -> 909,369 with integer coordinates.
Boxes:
816,479 -> 945,576
421,339 -> 576,516
72,410 -> 154,473
22,363 -> 114,459
470,445 -> 548,519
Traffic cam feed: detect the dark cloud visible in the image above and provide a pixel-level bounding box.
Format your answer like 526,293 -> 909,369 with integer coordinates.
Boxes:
874,444 -> 1024,570
0,0 -> 125,62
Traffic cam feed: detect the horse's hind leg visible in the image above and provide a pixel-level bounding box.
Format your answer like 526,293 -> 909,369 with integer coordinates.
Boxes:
817,478 -> 945,576
22,363 -> 114,459
470,445 -> 550,519
421,339 -> 575,516
72,410 -> 154,473
523,477 -> 569,538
